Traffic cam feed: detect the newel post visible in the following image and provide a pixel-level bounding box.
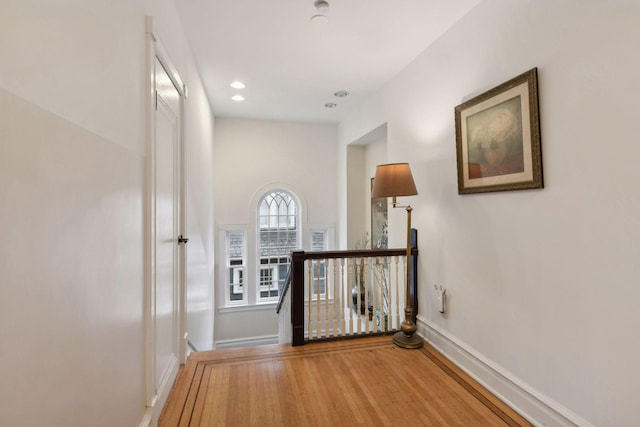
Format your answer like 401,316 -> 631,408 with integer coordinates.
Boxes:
410,228 -> 419,324
291,251 -> 305,346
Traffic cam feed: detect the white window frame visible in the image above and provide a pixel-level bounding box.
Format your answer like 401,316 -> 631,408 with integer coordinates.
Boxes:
219,225 -> 248,307
307,226 -> 334,300
217,185 -> 338,311
256,189 -> 300,304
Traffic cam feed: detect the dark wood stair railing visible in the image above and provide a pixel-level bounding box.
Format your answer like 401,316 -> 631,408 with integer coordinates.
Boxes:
279,230 -> 418,346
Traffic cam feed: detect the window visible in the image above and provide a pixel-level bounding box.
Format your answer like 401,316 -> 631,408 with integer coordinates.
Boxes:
310,229 -> 328,297
225,230 -> 246,305
257,191 -> 298,302
219,188 -> 334,309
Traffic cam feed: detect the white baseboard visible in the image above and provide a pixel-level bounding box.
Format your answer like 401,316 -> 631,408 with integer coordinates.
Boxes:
416,316 -> 592,427
139,409 -> 153,427
215,334 -> 279,350
140,355 -> 180,427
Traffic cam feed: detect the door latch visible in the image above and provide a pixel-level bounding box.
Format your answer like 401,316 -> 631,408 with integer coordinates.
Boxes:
178,234 -> 189,245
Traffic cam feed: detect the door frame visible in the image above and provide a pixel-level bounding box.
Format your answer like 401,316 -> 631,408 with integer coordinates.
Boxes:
143,16 -> 188,425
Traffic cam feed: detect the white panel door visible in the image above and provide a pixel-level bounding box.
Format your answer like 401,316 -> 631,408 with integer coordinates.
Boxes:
153,57 -> 181,395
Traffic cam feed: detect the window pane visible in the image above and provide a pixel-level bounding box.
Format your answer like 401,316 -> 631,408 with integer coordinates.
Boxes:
257,190 -> 297,302
310,229 -> 328,297
312,259 -> 326,296
311,230 -> 326,252
226,230 -> 245,304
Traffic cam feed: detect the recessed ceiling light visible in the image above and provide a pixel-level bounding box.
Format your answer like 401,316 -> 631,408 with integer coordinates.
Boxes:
232,95 -> 245,102
324,103 -> 337,108
334,91 -> 349,98
230,81 -> 246,89
310,14 -> 329,24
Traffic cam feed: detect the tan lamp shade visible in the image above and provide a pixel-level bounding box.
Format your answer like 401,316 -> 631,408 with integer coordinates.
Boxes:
371,163 -> 418,198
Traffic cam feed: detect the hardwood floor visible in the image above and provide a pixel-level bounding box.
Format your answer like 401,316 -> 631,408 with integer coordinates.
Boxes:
159,336 -> 532,426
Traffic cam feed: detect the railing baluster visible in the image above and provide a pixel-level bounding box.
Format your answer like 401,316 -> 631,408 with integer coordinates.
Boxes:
383,256 -> 389,332
376,257 -> 382,332
362,258 -> 366,334
328,259 -> 332,337
371,257 -> 376,332
323,258 -> 329,338
340,258 -> 346,337
307,260 -> 313,339
353,258 -> 363,334
394,255 -> 400,331
331,258 -> 340,337
359,258 -> 364,335
372,257 -> 377,332
378,257 -> 383,332
315,260 -> 321,338
346,258 -> 352,335
383,257 -> 388,330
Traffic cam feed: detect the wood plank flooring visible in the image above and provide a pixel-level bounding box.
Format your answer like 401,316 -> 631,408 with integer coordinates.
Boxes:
159,336 -> 532,426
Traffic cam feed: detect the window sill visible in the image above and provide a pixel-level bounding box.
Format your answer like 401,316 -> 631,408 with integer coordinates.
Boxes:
218,302 -> 278,314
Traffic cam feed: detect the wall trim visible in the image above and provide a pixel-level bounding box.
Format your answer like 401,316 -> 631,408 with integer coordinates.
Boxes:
416,316 -> 592,427
139,410 -> 152,427
217,302 -> 277,314
143,355 -> 180,426
215,334 -> 279,350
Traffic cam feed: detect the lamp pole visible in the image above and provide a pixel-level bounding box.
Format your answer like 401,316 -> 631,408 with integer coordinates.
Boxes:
391,200 -> 422,349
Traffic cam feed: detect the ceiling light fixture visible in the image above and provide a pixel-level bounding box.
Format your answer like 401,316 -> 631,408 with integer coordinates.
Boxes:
324,103 -> 337,108
230,81 -> 246,89
314,0 -> 330,13
232,95 -> 245,102
334,91 -> 349,98
310,0 -> 330,24
310,14 -> 329,24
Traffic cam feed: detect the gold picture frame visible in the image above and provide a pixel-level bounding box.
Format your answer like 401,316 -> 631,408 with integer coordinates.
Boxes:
455,68 -> 543,194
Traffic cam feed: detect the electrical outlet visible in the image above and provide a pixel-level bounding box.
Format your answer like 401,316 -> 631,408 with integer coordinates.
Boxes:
434,284 -> 446,314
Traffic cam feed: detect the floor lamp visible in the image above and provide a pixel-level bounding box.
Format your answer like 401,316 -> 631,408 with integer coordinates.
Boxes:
371,163 -> 423,349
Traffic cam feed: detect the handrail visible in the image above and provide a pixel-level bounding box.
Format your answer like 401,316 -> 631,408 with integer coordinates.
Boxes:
276,248 -> 411,314
292,248 -> 409,260
275,255 -> 292,314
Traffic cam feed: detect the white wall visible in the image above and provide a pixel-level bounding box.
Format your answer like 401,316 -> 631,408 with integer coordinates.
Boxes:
338,1 -> 640,425
0,1 -> 215,425
345,133 -> 387,249
346,145 -> 366,247
214,118 -> 338,226
213,118 -> 338,346
363,136 -> 387,243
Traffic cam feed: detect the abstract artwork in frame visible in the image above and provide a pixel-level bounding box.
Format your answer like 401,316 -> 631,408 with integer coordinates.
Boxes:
455,67 -> 543,194
370,177 -> 388,249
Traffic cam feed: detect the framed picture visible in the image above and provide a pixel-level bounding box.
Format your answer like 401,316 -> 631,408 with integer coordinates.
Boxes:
455,67 -> 543,194
370,177 -> 388,249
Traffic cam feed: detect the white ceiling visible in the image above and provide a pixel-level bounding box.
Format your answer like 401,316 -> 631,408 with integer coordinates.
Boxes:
174,0 -> 480,123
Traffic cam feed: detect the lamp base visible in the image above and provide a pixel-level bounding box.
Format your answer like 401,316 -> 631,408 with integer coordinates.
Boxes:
393,306 -> 423,349
393,330 -> 423,349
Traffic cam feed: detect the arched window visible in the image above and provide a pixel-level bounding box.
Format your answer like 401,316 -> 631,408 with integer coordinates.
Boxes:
257,190 -> 298,302
220,187 -> 332,308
